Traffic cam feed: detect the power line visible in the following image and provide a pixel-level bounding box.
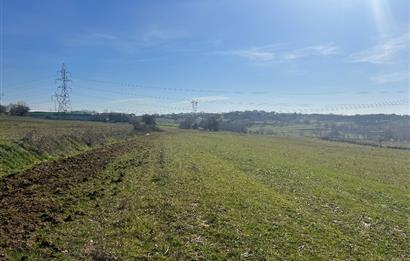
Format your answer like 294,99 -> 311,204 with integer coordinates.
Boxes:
75,81 -> 408,109
6,69 -> 405,114
73,87 -> 408,114
3,78 -> 55,91
28,89 -> 409,115
274,100 -> 409,114
3,75 -> 407,106
77,85 -> 191,101
74,92 -> 191,111
74,77 -> 262,95
73,83 -> 409,114
74,76 -> 408,97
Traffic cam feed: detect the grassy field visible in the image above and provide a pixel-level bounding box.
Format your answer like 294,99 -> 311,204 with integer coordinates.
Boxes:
0,116 -> 133,176
248,122 -> 319,136
7,128 -> 409,260
0,116 -> 132,141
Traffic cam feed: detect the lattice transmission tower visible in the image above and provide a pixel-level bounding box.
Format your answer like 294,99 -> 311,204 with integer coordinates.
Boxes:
191,99 -> 199,113
54,63 -> 72,112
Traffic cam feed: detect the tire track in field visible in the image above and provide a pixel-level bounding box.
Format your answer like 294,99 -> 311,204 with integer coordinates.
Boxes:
0,138 -> 142,256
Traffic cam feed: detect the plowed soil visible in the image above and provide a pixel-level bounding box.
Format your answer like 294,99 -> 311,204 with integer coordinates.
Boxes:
0,139 -> 138,257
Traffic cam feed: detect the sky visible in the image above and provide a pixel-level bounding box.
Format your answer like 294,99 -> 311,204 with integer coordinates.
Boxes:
1,0 -> 409,115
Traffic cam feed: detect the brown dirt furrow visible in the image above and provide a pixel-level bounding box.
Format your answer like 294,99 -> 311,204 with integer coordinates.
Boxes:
0,139 -> 139,255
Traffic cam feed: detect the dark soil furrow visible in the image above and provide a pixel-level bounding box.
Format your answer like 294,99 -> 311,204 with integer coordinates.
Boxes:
0,139 -> 138,256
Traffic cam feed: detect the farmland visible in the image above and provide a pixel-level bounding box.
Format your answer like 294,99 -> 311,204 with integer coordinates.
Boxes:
3,0 -> 409,259
0,116 -> 133,176
161,112 -> 410,149
1,120 -> 409,259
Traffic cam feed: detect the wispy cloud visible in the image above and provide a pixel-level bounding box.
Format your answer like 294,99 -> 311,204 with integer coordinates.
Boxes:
215,45 -> 279,62
216,43 -> 338,63
142,25 -> 189,43
349,33 -> 409,64
68,26 -> 190,57
369,72 -> 409,84
68,32 -> 119,46
284,43 -> 338,60
227,49 -> 275,62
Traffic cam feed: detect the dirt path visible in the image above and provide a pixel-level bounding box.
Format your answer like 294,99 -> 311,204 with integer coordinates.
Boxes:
0,139 -> 139,256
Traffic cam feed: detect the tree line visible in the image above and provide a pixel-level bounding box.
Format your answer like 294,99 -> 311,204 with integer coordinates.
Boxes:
167,110 -> 410,143
0,102 -> 30,116
179,115 -> 221,131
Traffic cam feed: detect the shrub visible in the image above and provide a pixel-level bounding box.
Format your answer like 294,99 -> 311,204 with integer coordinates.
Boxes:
9,103 -> 30,116
132,121 -> 149,132
132,115 -> 159,132
200,116 -> 220,131
219,120 -> 250,133
142,114 -> 156,126
0,104 -> 6,114
179,117 -> 195,129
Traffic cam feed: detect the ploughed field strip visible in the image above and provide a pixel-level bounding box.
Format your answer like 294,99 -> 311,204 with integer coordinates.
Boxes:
0,138 -> 141,256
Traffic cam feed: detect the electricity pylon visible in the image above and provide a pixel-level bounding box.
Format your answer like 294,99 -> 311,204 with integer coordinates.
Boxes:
54,63 -> 72,112
191,99 -> 198,113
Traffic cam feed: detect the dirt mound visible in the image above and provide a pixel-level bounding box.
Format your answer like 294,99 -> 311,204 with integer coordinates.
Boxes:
0,139 -> 138,256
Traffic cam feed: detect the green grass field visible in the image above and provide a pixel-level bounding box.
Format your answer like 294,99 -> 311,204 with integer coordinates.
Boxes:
0,116 -> 132,141
0,116 -> 133,176
11,128 -> 409,260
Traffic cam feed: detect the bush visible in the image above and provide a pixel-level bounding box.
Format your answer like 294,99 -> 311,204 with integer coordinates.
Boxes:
142,114 -> 156,126
179,117 -> 195,129
132,115 -> 159,132
0,104 -> 6,114
9,103 -> 30,116
219,120 -> 250,133
132,121 -> 149,132
200,116 -> 220,131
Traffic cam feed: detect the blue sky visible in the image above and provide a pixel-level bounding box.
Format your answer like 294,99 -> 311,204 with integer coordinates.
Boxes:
1,0 -> 409,114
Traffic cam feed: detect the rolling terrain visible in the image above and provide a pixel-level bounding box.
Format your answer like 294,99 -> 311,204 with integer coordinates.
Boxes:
0,116 -> 133,177
1,124 -> 408,259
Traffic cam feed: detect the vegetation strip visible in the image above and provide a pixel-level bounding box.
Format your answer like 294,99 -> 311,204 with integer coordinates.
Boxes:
0,138 -> 141,257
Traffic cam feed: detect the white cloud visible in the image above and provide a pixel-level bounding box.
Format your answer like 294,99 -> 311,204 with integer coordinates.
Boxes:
349,34 -> 409,64
369,72 -> 409,84
143,25 -> 189,43
216,43 -> 338,62
68,26 -> 189,57
215,48 -> 276,62
284,43 -> 338,60
230,49 -> 276,62
68,32 -> 119,46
